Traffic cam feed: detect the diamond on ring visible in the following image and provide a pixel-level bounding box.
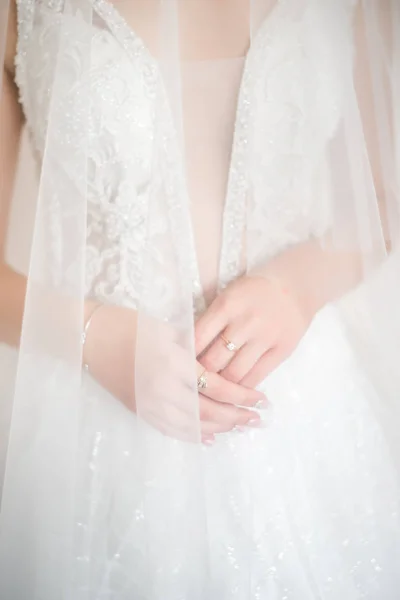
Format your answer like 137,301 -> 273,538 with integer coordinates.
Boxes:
221,334 -> 238,353
197,371 -> 208,390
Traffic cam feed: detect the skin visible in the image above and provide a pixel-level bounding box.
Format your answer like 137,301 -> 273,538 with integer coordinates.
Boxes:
0,0 -> 389,444
0,0 -> 264,446
0,0 -> 26,348
195,240 -> 363,390
196,276 -> 312,391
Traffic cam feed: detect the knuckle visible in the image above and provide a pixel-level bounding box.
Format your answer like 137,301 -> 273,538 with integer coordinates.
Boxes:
212,404 -> 232,425
223,365 -> 241,383
239,393 -> 255,407
210,375 -> 224,397
236,408 -> 253,425
216,380 -> 239,405
201,354 -> 217,372
216,293 -> 232,314
249,314 -> 264,332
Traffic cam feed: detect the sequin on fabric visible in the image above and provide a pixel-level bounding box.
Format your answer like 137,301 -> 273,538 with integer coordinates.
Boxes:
13,0 -> 400,597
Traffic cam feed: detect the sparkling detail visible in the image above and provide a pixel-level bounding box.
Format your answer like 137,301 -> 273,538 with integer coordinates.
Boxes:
13,0 -> 400,597
90,0 -> 207,317
197,372 -> 208,390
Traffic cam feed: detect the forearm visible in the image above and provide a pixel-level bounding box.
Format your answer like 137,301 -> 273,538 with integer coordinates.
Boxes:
0,0 -> 28,346
0,62 -> 27,347
0,262 -> 27,347
254,237 -> 364,317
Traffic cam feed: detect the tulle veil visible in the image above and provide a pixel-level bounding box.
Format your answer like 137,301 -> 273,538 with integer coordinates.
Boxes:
0,0 -> 399,597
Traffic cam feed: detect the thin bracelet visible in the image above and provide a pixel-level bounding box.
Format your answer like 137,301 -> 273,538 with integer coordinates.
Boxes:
82,304 -> 103,372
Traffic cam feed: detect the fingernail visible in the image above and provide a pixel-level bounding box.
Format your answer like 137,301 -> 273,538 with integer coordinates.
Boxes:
247,418 -> 262,428
202,436 -> 215,446
255,398 -> 269,410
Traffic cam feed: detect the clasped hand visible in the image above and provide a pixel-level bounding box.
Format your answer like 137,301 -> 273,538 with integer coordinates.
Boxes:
194,273 -> 313,442
86,272 -> 314,444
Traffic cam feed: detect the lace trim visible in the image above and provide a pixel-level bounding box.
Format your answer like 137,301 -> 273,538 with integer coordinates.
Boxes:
217,1 -> 287,291
90,0 -> 206,316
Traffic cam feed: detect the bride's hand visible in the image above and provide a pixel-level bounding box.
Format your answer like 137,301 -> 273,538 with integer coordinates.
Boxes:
83,303 -> 265,443
195,272 -> 315,389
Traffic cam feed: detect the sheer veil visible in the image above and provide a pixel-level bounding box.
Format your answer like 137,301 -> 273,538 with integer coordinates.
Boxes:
0,0 -> 399,597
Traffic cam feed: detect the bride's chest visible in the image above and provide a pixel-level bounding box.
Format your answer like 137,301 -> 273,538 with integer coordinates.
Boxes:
17,11 -> 157,192
17,0 -> 348,179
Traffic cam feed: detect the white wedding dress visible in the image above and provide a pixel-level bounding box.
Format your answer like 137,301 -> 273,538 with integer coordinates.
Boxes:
4,0 -> 400,598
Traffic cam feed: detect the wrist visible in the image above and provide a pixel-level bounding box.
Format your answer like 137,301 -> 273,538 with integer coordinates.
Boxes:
249,243 -> 329,320
250,238 -> 364,320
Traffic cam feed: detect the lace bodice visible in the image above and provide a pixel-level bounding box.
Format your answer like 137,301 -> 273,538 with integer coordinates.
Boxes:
14,0 -> 353,314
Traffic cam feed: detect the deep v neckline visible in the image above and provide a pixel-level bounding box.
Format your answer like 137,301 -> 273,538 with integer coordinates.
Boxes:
90,0 -> 283,310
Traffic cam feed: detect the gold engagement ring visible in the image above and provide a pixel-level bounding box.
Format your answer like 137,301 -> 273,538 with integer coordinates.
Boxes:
220,334 -> 238,353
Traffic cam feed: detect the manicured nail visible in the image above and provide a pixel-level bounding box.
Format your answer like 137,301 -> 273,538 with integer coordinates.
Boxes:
202,435 -> 215,446
235,426 -> 247,433
255,398 -> 269,410
247,417 -> 262,428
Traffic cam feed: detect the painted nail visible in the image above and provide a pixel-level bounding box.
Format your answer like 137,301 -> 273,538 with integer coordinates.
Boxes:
235,426 -> 247,433
255,398 -> 269,410
202,436 -> 215,446
247,418 -> 264,428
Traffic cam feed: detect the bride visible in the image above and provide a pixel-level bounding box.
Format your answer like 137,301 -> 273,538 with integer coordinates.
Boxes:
1,0 -> 400,597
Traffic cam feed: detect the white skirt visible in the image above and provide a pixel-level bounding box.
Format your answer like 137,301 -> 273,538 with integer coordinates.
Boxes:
70,304 -> 400,600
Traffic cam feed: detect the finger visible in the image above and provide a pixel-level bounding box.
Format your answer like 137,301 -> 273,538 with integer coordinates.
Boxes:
200,369 -> 266,408
161,410 -> 237,443
144,412 -> 198,444
148,397 -> 250,442
167,343 -> 197,386
200,420 -> 237,436
195,296 -> 230,356
220,341 -> 267,384
199,319 -> 249,373
148,400 -> 213,444
241,345 -> 289,388
199,396 -> 261,428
